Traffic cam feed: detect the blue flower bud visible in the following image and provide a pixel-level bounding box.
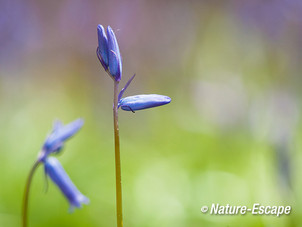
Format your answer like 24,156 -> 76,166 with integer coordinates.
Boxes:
97,24 -> 109,70
107,26 -> 122,81
44,157 -> 89,211
40,119 -> 84,161
118,94 -> 171,112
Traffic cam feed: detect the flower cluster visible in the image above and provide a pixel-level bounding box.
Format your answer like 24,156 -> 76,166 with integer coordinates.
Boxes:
39,119 -> 89,211
97,25 -> 171,111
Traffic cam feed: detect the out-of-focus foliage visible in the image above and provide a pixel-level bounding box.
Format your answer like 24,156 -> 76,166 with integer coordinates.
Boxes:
0,0 -> 301,226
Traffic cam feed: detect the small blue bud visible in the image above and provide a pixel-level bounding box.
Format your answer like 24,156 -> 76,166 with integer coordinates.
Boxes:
44,157 -> 89,211
107,26 -> 122,81
97,24 -> 109,70
40,119 -> 84,161
118,94 -> 171,112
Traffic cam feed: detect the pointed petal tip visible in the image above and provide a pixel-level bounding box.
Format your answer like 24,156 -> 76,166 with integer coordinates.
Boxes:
80,194 -> 90,205
53,119 -> 63,131
97,25 -> 103,34
162,95 -> 171,104
68,194 -> 89,212
72,194 -> 90,209
97,25 -> 107,39
74,118 -> 84,126
107,25 -> 113,34
97,24 -> 104,30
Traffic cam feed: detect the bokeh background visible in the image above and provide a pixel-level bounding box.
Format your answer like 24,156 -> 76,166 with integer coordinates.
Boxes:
0,0 -> 302,226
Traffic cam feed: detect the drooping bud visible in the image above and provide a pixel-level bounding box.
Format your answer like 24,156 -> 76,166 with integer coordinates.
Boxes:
44,157 -> 89,212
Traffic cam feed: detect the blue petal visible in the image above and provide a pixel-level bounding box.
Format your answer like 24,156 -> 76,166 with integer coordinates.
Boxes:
43,119 -> 84,155
97,25 -> 109,68
107,26 -> 122,81
52,120 -> 64,131
44,157 -> 89,210
119,94 -> 171,111
50,120 -> 64,153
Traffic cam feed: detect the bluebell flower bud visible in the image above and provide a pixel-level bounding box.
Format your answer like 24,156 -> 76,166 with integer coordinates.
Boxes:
118,94 -> 171,112
107,26 -> 122,81
97,24 -> 109,70
44,157 -> 89,212
39,119 -> 84,162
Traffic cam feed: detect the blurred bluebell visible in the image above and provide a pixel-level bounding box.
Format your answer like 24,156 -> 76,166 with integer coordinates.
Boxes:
97,24 -> 109,71
44,157 -> 89,212
118,94 -> 171,112
39,119 -> 84,162
107,26 -> 122,81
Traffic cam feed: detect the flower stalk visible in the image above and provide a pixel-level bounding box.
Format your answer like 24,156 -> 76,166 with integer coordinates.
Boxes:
113,80 -> 123,227
22,161 -> 40,227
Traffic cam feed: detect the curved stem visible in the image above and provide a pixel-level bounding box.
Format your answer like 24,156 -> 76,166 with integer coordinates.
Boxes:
113,81 -> 123,227
22,161 -> 40,227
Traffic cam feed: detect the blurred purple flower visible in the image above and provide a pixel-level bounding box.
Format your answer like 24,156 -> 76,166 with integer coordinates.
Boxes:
39,119 -> 84,162
44,157 -> 89,212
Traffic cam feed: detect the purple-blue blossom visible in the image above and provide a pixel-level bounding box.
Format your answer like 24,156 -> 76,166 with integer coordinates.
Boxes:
118,94 -> 171,112
107,26 -> 122,81
97,25 -> 109,70
44,157 -> 89,212
39,119 -> 84,162
97,24 -> 122,81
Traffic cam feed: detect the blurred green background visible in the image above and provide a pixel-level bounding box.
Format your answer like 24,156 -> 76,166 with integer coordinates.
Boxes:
0,0 -> 302,226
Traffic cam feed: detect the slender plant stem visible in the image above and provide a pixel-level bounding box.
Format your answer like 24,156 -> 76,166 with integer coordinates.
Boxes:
22,160 -> 40,227
113,81 -> 123,227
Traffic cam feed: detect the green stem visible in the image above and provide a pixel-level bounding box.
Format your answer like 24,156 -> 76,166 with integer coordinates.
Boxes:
113,81 -> 123,227
22,160 -> 40,227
